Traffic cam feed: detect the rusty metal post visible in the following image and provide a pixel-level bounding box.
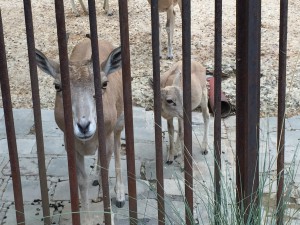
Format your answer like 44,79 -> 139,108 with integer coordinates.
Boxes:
214,0 -> 222,224
150,0 -> 165,224
181,1 -> 193,224
54,1 -> 81,224
118,0 -> 138,224
23,1 -> 51,224
236,0 -> 261,223
277,1 -> 288,225
87,1 -> 111,224
0,10 -> 26,225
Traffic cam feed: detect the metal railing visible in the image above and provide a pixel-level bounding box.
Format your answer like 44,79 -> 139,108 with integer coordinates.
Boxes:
0,0 -> 289,225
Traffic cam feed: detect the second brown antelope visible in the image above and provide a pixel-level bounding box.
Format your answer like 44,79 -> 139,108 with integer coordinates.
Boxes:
151,61 -> 210,166
36,38 -> 125,224
70,0 -> 113,16
147,0 -> 182,59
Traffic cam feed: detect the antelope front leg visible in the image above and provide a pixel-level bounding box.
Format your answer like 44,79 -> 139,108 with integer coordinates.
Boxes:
70,0 -> 80,17
113,116 -> 125,208
103,0 -> 113,16
175,118 -> 184,167
166,6 -> 175,59
166,118 -> 176,164
78,0 -> 88,15
200,95 -> 210,155
76,152 -> 90,224
159,23 -> 162,58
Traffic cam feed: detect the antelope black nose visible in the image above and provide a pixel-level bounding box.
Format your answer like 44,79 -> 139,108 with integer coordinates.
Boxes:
77,121 -> 91,134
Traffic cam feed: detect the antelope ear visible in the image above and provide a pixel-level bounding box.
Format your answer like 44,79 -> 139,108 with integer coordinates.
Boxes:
172,68 -> 182,87
35,49 -> 60,79
101,46 -> 122,76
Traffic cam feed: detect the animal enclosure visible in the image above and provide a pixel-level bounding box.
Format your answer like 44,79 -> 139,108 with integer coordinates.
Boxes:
0,0 -> 297,225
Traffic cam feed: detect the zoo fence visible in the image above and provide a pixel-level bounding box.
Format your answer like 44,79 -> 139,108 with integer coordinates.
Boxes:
0,0 -> 288,225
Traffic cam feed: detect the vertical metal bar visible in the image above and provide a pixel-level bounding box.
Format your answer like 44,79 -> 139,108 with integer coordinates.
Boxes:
182,1 -> 193,224
53,1 -> 80,224
23,1 -> 51,224
236,0 -> 261,222
150,0 -> 165,224
277,1 -> 288,225
214,0 -> 222,224
118,0 -> 138,224
0,10 -> 26,225
87,1 -> 111,224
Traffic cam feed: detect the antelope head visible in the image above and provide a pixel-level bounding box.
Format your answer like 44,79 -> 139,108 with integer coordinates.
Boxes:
160,69 -> 184,119
35,46 -> 122,141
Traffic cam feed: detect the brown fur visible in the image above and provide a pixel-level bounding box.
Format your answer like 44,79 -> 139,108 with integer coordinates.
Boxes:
159,61 -> 210,166
36,38 -> 124,224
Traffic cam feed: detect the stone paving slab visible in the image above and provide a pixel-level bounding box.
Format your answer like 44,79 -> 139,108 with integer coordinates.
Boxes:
0,109 -> 34,138
0,108 -> 3,120
2,157 -> 51,176
0,138 -> 36,155
31,136 -> 65,155
287,115 -> 300,130
2,177 -> 50,202
47,157 -> 95,178
0,107 -> 300,225
3,204 -> 54,225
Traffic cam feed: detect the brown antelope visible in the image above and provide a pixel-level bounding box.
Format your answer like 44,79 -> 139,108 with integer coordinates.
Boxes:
70,0 -> 113,16
147,0 -> 182,59
35,38 -> 125,224
151,61 -> 210,166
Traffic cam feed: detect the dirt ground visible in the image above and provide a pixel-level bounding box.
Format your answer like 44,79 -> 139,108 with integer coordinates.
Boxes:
1,0 -> 300,117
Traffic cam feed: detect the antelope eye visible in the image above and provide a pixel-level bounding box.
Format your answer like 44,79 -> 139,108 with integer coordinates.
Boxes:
54,84 -> 62,92
102,81 -> 108,89
166,99 -> 176,106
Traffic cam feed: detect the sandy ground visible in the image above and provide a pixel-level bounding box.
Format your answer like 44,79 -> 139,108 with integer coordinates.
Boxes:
0,0 -> 300,117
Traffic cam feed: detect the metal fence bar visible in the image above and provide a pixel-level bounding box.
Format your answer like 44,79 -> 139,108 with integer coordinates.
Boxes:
277,1 -> 288,225
87,1 -> 111,224
118,0 -> 138,223
0,10 -> 26,225
23,1 -> 51,224
53,1 -> 80,224
182,1 -> 193,224
150,0 -> 165,224
236,0 -> 261,222
214,0 -> 222,224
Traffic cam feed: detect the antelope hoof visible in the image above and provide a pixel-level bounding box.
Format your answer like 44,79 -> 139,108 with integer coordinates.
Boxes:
166,160 -> 173,165
105,9 -> 113,16
202,149 -> 208,155
92,180 -> 99,186
167,55 -> 174,60
115,200 -> 125,208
